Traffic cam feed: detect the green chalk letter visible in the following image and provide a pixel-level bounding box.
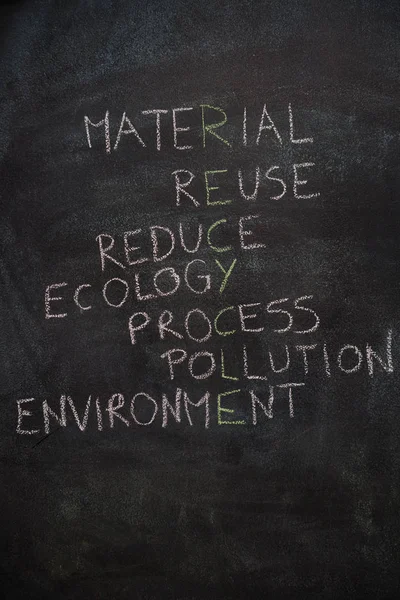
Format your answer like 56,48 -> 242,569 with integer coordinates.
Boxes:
221,350 -> 239,381
205,170 -> 231,206
215,257 -> 237,293
214,306 -> 236,336
217,389 -> 245,425
201,105 -> 231,148
207,219 -> 232,253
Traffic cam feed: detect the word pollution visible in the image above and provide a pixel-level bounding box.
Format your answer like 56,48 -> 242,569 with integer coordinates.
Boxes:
158,330 -> 393,381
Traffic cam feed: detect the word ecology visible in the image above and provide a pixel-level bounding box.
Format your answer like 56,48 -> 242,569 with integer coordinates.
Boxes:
44,216 -> 264,318
84,103 -> 315,154
16,384 -> 307,435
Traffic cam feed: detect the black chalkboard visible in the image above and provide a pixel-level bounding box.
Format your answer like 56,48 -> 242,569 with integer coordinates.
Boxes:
1,1 -> 400,598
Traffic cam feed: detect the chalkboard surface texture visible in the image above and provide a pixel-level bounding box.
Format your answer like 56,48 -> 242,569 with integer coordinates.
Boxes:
1,1 -> 400,598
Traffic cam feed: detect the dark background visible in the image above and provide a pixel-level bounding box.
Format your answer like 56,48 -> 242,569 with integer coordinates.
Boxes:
1,0 -> 400,598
